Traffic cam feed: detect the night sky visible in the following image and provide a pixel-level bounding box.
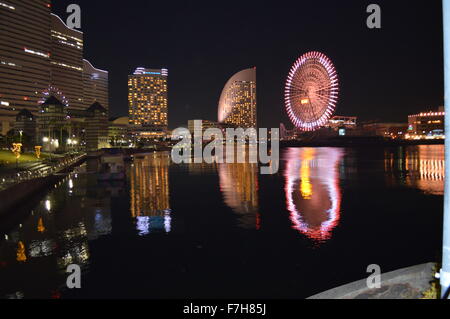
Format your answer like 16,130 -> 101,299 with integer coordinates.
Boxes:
53,0 -> 444,129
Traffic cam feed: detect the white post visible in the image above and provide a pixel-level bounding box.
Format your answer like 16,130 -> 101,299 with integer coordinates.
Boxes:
442,0 -> 450,299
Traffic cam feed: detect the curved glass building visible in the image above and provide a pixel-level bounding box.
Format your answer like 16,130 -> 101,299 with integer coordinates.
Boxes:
218,68 -> 257,129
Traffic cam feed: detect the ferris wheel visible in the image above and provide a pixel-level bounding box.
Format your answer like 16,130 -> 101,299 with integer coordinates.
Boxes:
285,51 -> 339,131
38,85 -> 69,107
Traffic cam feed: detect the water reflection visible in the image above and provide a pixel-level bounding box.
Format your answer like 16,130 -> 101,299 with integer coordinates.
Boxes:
130,152 -> 172,235
384,145 -> 444,195
218,162 -> 260,229
0,171 -> 113,298
284,148 -> 344,243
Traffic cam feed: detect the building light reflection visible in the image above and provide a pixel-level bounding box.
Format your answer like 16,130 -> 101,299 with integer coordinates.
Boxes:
219,161 -> 260,230
130,153 -> 172,235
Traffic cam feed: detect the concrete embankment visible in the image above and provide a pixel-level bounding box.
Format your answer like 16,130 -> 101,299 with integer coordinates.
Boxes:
0,175 -> 59,218
308,263 -> 436,299
0,155 -> 86,218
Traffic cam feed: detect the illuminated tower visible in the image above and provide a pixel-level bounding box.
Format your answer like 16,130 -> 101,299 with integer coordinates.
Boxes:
218,68 -> 257,129
128,68 -> 168,139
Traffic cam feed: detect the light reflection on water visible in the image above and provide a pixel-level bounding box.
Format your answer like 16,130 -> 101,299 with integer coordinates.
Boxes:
218,162 -> 260,230
384,145 -> 445,195
0,145 -> 444,298
130,152 -> 172,235
284,148 -> 344,244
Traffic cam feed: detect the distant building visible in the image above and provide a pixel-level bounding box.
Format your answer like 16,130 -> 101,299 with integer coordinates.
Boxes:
128,67 -> 168,140
327,116 -> 357,130
218,68 -> 257,129
109,116 -> 129,147
83,59 -> 109,111
0,115 -> 15,136
37,96 -> 69,152
85,102 -> 109,152
14,109 -> 36,139
361,122 -> 408,139
188,120 -> 221,136
407,109 -> 445,139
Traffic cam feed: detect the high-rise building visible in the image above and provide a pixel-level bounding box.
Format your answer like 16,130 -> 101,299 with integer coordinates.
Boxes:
50,13 -> 84,112
0,0 -> 52,115
218,68 -> 257,129
128,67 -> 168,139
83,59 -> 109,110
1,1 -> 108,134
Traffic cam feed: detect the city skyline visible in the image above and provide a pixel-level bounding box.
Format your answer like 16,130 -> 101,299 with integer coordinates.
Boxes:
0,0 -> 449,302
50,0 -> 444,130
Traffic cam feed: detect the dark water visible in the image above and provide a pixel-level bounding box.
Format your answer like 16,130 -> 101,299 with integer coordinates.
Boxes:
0,145 -> 444,299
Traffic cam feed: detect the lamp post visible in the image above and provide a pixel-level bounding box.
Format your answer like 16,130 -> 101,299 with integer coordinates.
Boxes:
442,0 -> 450,299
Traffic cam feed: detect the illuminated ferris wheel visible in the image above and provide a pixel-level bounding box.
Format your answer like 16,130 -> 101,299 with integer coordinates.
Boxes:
285,51 -> 339,131
38,85 -> 69,107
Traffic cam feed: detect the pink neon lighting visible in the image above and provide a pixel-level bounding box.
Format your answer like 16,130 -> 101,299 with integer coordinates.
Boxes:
284,148 -> 343,243
285,51 -> 339,131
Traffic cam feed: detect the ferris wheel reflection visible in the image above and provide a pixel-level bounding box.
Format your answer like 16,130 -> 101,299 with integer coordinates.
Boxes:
284,148 -> 344,244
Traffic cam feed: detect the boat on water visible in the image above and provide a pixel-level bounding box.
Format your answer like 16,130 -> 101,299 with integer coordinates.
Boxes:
98,154 -> 126,181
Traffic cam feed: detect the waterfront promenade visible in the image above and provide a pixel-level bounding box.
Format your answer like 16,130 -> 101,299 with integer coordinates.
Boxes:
0,153 -> 86,217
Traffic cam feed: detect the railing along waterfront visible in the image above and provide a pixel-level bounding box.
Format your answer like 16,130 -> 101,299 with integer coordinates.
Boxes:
0,154 -> 86,191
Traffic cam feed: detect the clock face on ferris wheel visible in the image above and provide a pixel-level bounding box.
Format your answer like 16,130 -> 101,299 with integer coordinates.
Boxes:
285,51 -> 339,131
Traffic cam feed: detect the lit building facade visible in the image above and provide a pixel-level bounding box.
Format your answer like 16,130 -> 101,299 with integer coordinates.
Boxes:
218,68 -> 257,129
83,59 -> 109,110
50,13 -> 84,112
327,116 -> 357,130
188,120 -> 222,136
128,68 -> 168,140
407,109 -> 445,139
109,116 -> 129,147
0,0 -> 52,115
